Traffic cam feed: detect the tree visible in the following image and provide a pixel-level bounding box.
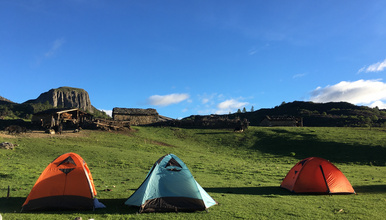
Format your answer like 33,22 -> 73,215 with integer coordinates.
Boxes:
242,107 -> 247,113
251,106 -> 254,112
237,109 -> 242,113
371,115 -> 378,122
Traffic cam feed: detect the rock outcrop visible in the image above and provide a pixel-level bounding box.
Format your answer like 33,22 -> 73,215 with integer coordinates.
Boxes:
25,87 -> 94,113
0,96 -> 14,103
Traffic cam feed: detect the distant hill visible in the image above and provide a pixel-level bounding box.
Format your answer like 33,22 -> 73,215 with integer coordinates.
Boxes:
233,101 -> 386,127
0,87 -> 109,119
2,87 -> 386,127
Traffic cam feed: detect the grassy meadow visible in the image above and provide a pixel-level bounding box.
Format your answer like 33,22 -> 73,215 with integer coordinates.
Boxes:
0,126 -> 385,219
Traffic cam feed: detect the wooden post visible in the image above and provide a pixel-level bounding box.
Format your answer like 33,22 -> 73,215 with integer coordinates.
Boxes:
7,185 -> 10,199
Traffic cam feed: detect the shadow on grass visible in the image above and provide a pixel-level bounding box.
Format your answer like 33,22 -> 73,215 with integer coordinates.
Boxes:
195,132 -> 232,135
95,199 -> 138,214
354,185 -> 386,194
0,197 -> 138,214
205,186 -> 292,196
0,197 -> 24,213
206,185 -> 386,196
252,129 -> 386,166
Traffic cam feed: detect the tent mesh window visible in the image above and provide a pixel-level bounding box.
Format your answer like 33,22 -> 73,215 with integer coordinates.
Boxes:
59,168 -> 75,174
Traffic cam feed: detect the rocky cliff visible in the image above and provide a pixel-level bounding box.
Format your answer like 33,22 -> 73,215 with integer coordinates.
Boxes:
25,87 -> 94,113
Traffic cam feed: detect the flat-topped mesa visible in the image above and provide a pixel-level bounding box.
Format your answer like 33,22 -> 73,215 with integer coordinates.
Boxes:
25,87 -> 94,113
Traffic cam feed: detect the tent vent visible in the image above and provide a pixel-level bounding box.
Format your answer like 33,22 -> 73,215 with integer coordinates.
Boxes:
57,156 -> 76,166
165,158 -> 182,168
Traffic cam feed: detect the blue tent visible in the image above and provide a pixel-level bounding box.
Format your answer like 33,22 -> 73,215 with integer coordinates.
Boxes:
125,154 -> 217,213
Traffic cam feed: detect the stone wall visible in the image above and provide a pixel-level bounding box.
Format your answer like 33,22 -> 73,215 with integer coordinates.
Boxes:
153,115 -> 249,130
260,116 -> 302,127
112,108 -> 159,125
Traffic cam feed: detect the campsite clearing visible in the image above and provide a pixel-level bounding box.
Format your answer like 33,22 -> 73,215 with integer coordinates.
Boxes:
0,127 -> 385,219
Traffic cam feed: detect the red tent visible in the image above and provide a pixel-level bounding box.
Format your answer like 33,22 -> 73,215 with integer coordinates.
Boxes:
281,157 -> 355,194
22,152 -> 103,211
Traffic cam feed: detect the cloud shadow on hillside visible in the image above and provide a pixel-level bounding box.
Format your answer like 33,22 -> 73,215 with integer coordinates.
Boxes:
251,129 -> 386,165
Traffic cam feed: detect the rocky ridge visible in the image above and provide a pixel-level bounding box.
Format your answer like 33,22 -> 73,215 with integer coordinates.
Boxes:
25,87 -> 94,113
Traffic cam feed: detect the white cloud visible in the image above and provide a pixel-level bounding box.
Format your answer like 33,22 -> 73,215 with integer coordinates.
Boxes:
357,66 -> 366,73
310,79 -> 386,108
45,38 -> 65,57
147,93 -> 190,106
198,93 -> 220,105
248,48 -> 257,55
293,73 -> 306,79
192,94 -> 252,115
33,38 -> 66,66
100,109 -> 112,117
366,59 -> 386,72
370,101 -> 386,109
358,59 -> 386,73
216,99 -> 249,114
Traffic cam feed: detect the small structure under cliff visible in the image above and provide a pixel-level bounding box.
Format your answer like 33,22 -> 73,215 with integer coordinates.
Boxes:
32,108 -> 93,130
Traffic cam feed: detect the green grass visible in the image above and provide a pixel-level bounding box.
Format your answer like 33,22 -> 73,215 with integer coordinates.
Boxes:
1,127 -> 385,219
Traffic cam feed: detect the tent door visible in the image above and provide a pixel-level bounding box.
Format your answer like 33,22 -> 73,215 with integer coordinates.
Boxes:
319,165 -> 330,193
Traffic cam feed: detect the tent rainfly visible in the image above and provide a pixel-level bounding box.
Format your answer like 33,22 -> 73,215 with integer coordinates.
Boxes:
281,157 -> 355,194
125,154 -> 217,213
22,152 -> 105,211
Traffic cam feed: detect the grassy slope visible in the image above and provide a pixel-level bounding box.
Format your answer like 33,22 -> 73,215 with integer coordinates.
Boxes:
0,127 -> 385,219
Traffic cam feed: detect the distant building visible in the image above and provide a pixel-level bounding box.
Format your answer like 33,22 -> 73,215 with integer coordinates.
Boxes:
260,115 -> 303,127
112,108 -> 160,125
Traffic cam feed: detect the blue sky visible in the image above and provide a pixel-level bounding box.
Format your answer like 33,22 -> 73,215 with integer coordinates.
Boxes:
2,0 -> 386,118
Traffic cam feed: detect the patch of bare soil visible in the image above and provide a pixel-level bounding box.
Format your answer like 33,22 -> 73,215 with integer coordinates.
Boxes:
0,130 -> 89,139
147,139 -> 176,148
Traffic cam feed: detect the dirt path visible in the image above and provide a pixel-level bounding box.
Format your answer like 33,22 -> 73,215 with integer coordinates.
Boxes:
0,130 -> 88,139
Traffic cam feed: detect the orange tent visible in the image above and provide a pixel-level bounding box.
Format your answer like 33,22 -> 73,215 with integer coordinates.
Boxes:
22,152 -> 104,211
281,157 -> 355,194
